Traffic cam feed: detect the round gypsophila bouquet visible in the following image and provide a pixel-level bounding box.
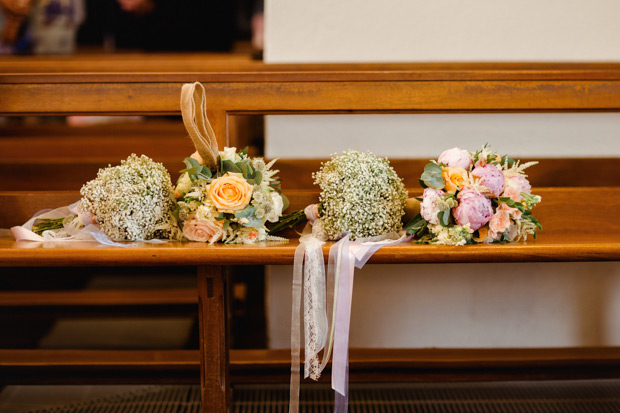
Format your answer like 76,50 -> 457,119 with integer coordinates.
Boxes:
173,147 -> 288,244
405,145 -> 542,246
32,154 -> 179,240
79,154 -> 179,241
269,150 -> 408,240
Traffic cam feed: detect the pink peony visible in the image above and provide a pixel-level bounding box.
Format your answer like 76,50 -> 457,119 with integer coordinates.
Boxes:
438,147 -> 473,170
471,164 -> 505,198
183,217 -> 222,243
502,175 -> 531,201
420,188 -> 443,225
453,189 -> 493,231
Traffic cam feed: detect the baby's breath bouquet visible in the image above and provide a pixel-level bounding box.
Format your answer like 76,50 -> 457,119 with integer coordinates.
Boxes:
80,154 -> 179,241
174,147 -> 288,244
270,150 -> 408,240
284,151 -> 409,411
32,154 -> 179,241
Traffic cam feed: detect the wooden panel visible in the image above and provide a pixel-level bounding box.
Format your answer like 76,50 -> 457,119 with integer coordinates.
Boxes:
0,288 -> 197,306
2,157 -> 618,191
198,266 -> 229,413
2,59 -> 620,80
276,158 -> 620,189
0,349 -> 199,385
3,347 -> 620,384
1,188 -> 619,266
3,80 -> 620,115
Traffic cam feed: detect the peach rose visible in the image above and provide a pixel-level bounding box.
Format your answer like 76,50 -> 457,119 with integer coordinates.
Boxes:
441,167 -> 469,194
498,201 -> 522,220
489,208 -> 511,239
208,173 -> 253,213
183,217 -> 223,243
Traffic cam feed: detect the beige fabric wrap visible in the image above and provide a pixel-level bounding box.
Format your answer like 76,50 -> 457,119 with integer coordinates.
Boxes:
180,82 -> 220,170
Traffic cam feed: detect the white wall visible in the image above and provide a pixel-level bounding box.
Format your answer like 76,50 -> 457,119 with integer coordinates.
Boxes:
264,0 -> 620,349
265,0 -> 620,63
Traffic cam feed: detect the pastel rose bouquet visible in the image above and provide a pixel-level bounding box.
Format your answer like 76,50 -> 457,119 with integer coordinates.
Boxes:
174,147 -> 288,244
405,145 -> 542,245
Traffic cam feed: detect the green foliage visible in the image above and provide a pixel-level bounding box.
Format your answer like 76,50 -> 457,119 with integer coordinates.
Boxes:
181,157 -> 212,180
403,213 -> 429,237
420,162 -> 445,189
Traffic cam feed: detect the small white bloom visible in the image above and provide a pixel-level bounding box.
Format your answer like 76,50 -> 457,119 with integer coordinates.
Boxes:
220,147 -> 240,162
266,193 -> 284,223
175,172 -> 192,196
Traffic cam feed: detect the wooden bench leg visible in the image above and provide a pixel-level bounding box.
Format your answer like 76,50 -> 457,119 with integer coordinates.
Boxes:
198,266 -> 230,413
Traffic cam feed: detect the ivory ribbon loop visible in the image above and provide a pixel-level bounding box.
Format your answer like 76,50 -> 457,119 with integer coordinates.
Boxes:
180,82 -> 219,171
288,205 -> 412,413
330,231 -> 411,413
10,201 -> 162,247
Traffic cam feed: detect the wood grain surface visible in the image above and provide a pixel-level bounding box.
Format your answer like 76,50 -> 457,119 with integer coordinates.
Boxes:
3,347 -> 620,384
0,188 -> 619,266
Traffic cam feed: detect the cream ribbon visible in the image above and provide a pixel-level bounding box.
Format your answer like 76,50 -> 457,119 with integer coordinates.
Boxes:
290,205 -> 411,413
180,82 -> 220,171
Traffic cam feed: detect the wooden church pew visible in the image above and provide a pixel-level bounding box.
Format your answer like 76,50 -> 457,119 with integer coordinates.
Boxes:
1,61 -> 620,412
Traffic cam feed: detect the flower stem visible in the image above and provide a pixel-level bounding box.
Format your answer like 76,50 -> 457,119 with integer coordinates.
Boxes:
267,209 -> 307,235
32,218 -> 66,235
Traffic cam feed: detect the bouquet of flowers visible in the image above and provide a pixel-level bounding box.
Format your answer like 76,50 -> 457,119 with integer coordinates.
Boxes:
32,154 -> 179,242
281,151 -> 409,413
270,150 -> 408,239
173,147 -> 288,244
405,145 -> 542,245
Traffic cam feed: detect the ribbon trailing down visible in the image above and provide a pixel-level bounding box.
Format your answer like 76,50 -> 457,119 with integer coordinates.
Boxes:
290,205 -> 411,413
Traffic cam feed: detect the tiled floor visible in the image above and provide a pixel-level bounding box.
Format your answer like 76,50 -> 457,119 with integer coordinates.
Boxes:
2,380 -> 620,413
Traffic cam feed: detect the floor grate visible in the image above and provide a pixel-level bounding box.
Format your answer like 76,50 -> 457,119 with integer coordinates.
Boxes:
18,380 -> 620,413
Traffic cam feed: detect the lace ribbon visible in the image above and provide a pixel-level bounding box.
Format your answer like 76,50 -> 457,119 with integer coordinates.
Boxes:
290,205 -> 411,413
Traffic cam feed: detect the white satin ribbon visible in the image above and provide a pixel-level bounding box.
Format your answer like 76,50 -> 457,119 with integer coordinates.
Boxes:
290,204 -> 411,413
10,201 -> 164,247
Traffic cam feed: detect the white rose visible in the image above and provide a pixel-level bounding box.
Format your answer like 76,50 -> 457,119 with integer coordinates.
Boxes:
266,192 -> 284,223
220,147 -> 240,162
174,172 -> 192,198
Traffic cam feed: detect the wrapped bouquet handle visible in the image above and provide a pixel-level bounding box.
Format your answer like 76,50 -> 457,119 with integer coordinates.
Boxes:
180,82 -> 220,170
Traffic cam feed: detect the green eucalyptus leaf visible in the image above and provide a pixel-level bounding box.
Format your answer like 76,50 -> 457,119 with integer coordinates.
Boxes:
234,206 -> 256,219
428,176 -> 445,189
222,160 -> 241,174
243,216 -> 264,228
423,163 -> 443,174
183,157 -> 200,170
418,179 -> 428,189
403,213 -> 426,232
200,166 -> 212,178
184,165 -> 203,178
223,220 -> 230,231
236,162 -> 249,178
253,171 -> 263,185
441,209 -> 451,227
